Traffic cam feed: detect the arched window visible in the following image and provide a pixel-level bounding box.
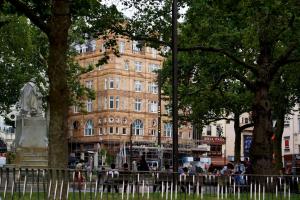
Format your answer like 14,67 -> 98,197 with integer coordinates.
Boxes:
133,119 -> 143,135
164,123 -> 172,137
84,120 -> 94,136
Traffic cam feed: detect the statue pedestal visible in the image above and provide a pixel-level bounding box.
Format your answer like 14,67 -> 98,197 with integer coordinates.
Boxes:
15,116 -> 48,168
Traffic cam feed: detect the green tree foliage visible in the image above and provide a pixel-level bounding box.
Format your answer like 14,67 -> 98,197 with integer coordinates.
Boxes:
0,15 -> 47,113
123,0 -> 300,174
1,0 -> 124,170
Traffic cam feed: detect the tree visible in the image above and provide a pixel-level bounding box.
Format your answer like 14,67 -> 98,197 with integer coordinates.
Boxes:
122,0 -> 300,174
270,64 -> 300,171
0,15 -> 47,114
161,52 -> 254,162
2,0 -> 123,169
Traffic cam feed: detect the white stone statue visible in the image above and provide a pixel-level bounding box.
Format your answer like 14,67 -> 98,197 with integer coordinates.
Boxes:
18,79 -> 43,117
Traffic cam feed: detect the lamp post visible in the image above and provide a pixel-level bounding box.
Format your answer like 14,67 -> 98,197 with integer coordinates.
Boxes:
130,123 -> 133,170
172,0 -> 179,173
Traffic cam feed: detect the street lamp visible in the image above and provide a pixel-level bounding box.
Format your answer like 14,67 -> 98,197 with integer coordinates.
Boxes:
172,0 -> 179,173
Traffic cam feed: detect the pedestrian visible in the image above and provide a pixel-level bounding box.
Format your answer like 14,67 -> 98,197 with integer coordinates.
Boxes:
138,154 -> 149,171
74,159 -> 85,190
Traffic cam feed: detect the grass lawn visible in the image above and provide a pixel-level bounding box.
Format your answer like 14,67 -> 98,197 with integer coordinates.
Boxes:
1,192 -> 300,199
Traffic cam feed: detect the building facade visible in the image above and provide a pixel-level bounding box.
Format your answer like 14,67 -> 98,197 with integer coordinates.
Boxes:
68,37 -> 193,164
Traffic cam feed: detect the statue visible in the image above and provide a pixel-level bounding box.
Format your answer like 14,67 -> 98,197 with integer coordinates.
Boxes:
18,79 -> 43,117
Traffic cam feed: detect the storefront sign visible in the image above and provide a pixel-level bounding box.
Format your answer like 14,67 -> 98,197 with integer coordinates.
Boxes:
202,136 -> 225,145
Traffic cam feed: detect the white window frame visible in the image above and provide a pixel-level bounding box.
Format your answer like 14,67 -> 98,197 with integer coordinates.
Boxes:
109,96 -> 114,109
135,61 -> 142,72
148,82 -> 158,94
74,105 -> 79,113
119,41 -> 125,54
151,48 -> 157,58
86,80 -> 93,89
116,96 -> 120,110
101,43 -> 106,52
109,127 -> 114,134
149,101 -> 158,113
84,120 -> 94,136
132,41 -> 141,52
87,99 -> 93,112
109,78 -> 114,89
133,119 -> 144,135
135,98 -> 142,112
104,78 -> 107,90
115,78 -> 120,90
135,80 -> 142,92
164,123 -> 172,137
104,97 -> 107,109
124,61 -> 129,70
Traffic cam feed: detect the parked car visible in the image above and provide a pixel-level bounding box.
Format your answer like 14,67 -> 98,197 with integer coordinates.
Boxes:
147,160 -> 159,171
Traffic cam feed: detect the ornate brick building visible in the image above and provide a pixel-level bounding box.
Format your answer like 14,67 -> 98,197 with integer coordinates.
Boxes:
68,37 -> 193,164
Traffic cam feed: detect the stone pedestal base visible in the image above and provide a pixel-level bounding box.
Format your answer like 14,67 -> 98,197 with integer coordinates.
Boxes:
14,116 -> 48,168
15,147 -> 48,168
15,116 -> 48,148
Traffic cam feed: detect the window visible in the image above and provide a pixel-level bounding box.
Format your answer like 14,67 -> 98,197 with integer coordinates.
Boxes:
148,82 -> 158,94
165,105 -> 171,115
122,128 -> 127,135
81,44 -> 87,53
284,136 -> 290,152
135,81 -> 142,92
116,96 -> 120,110
109,127 -> 114,134
90,40 -> 96,51
73,121 -> 80,130
99,128 -> 103,135
179,132 -> 183,138
109,78 -> 114,89
151,48 -> 157,58
74,105 -> 79,113
84,120 -> 94,136
86,80 -> 93,89
116,127 -> 119,134
284,116 -> 290,127
149,129 -> 157,136
101,43 -> 106,52
119,41 -> 125,54
149,63 -> 159,73
133,119 -> 144,135
135,61 -> 142,72
245,118 -> 249,124
97,95 -> 101,111
104,79 -> 107,90
208,145 -> 222,156
132,41 -> 141,52
115,78 -> 120,90
124,60 -> 129,70
206,125 -> 211,136
135,98 -> 142,112
109,96 -> 114,109
87,99 -> 92,112
104,97 -> 107,109
149,101 -> 158,113
164,123 -> 173,137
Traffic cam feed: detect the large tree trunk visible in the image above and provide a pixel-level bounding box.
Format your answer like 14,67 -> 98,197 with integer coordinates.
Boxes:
250,85 -> 276,174
47,0 -> 71,169
234,113 -> 241,162
273,108 -> 285,172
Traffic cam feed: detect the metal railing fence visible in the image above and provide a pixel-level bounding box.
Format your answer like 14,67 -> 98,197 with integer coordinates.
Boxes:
0,167 -> 299,199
